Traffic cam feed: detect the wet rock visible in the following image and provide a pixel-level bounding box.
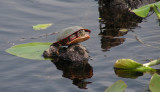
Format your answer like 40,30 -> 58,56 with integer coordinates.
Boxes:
43,44 -> 89,62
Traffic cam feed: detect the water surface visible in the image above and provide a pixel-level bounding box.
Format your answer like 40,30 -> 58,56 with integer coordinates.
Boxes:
0,0 -> 160,92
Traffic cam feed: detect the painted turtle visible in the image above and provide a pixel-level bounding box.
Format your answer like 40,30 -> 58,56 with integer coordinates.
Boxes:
43,26 -> 91,61
52,26 -> 91,47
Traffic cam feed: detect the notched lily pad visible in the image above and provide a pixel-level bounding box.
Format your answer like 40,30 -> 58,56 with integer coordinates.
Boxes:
32,23 -> 53,30
104,80 -> 127,92
6,42 -> 52,60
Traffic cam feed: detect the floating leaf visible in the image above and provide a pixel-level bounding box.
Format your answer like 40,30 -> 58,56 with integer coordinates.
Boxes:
114,59 -> 143,69
155,2 -> 160,9
104,80 -> 127,92
114,59 -> 156,73
32,23 -> 53,30
119,29 -> 128,32
132,5 -> 151,17
149,73 -> 160,92
6,42 -> 52,60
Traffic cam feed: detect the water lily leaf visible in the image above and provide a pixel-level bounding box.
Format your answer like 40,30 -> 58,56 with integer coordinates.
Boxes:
104,80 -> 127,92
114,59 -> 143,69
6,42 -> 52,60
149,73 -> 160,92
155,2 -> 160,9
132,5 -> 151,17
32,23 -> 53,30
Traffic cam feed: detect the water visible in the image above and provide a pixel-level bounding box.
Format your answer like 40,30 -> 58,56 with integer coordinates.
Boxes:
0,0 -> 160,92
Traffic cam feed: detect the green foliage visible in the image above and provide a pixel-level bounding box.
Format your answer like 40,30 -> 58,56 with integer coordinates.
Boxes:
155,2 -> 160,9
6,42 -> 52,60
143,59 -> 160,67
134,66 -> 156,72
105,73 -> 160,92
149,73 -> 160,92
114,59 -> 143,69
132,5 -> 150,17
104,80 -> 127,92
32,23 -> 53,30
114,59 -> 156,73
132,2 -> 160,19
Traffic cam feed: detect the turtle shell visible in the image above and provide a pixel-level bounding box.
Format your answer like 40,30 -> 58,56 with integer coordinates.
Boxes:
52,26 -> 91,46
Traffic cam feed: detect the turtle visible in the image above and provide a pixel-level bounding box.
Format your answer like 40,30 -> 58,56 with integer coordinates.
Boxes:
52,26 -> 91,47
43,26 -> 91,61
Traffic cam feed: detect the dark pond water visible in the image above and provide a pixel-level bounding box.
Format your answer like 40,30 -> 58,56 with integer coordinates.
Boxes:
1,0 -> 160,92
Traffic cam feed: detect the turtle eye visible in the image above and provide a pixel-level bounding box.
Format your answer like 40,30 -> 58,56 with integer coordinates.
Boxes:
69,34 -> 76,41
77,30 -> 85,37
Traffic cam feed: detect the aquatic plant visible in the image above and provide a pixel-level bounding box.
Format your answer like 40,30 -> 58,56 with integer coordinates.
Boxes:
104,73 -> 160,92
6,42 -> 52,60
114,59 -> 160,72
110,59 -> 160,91
5,23 -> 54,60
104,80 -> 127,92
132,2 -> 160,19
32,23 -> 53,30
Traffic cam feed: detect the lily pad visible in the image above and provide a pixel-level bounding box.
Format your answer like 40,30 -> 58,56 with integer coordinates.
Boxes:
104,80 -> 127,92
149,73 -> 160,92
32,23 -> 53,30
132,5 -> 151,17
155,2 -> 160,9
6,42 -> 52,60
114,59 -> 143,69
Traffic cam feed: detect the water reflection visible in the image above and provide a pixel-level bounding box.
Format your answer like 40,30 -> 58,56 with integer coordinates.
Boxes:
114,69 -> 160,79
114,69 -> 143,79
98,0 -> 160,79
51,59 -> 93,89
98,0 -> 143,51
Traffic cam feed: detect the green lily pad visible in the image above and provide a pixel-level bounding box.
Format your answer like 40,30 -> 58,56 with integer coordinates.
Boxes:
155,2 -> 160,9
149,73 -> 160,92
6,42 -> 52,60
114,59 -> 143,69
32,23 -> 53,30
132,5 -> 151,17
104,80 -> 127,92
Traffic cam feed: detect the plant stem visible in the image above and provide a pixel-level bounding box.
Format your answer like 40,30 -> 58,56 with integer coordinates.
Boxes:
152,4 -> 160,19
143,59 -> 160,67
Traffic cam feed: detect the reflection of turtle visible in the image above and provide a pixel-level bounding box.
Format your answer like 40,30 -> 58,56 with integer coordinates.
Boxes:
43,26 -> 91,62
